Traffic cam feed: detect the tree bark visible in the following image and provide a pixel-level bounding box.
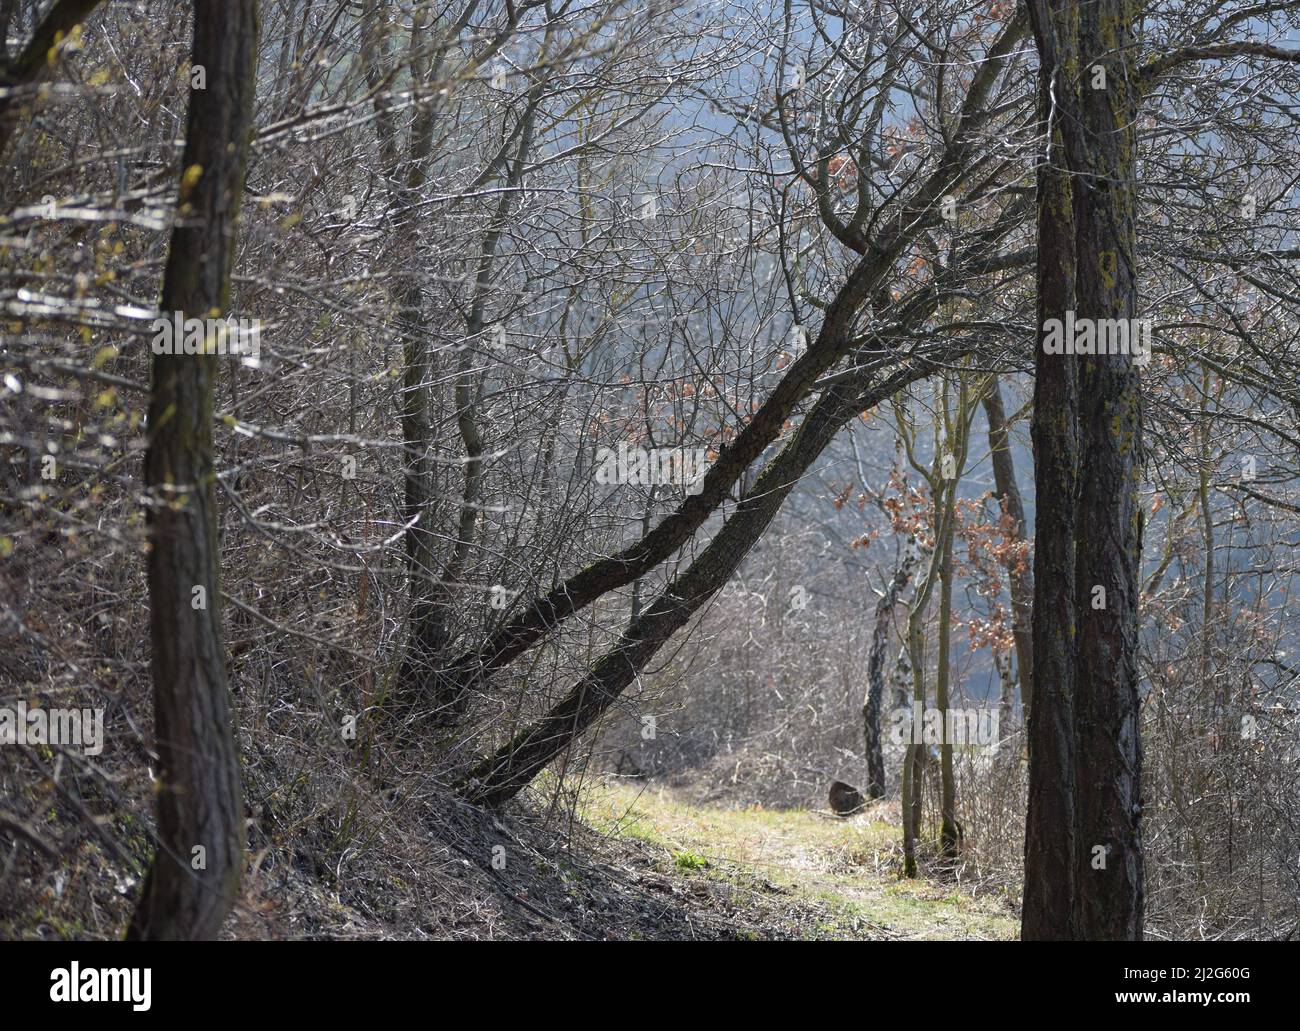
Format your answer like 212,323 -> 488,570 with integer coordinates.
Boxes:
128,0 -> 258,941
936,464 -> 961,858
1022,0 -> 1081,941
1069,0 -> 1144,940
901,614 -> 927,879
863,536 -> 923,798
1022,0 -> 1144,941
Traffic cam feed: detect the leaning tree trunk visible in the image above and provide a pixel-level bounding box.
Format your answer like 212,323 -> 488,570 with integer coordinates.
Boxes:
437,13 -> 1029,706
128,0 -> 258,941
460,355 -> 947,807
456,191 -> 1031,808
0,0 -> 103,155
454,8 -> 1029,802
438,248 -> 898,704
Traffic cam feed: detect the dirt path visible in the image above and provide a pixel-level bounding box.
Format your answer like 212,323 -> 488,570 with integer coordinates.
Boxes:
579,779 -> 1018,940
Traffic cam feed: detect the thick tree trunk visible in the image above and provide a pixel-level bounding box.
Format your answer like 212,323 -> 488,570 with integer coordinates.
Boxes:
1069,0 -> 1144,940
1022,0 -> 1081,941
128,0 -> 258,941
1022,0 -> 1144,941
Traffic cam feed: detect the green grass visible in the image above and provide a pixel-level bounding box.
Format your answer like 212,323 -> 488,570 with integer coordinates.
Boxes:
672,849 -> 710,871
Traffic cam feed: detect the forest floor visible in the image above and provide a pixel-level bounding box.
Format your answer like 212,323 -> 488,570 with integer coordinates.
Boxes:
3,772 -> 1018,940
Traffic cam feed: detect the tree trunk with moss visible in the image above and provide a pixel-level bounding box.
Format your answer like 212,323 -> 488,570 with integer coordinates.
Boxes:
1022,0 -> 1081,942
1022,0 -> 1144,941
1069,0 -> 1144,940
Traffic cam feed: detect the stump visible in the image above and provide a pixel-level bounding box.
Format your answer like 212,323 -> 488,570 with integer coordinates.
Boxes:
828,780 -> 866,816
